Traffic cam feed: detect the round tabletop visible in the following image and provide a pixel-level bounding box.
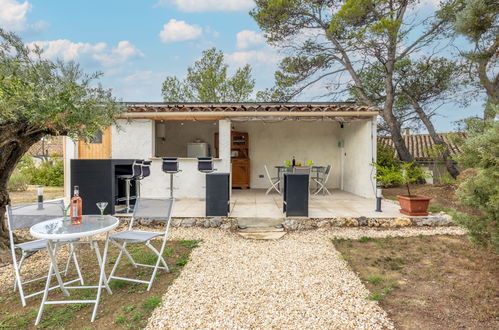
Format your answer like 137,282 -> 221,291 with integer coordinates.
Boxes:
30,215 -> 119,240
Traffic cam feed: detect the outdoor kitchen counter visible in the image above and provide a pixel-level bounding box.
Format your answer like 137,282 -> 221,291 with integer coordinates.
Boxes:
140,158 -> 229,199
148,157 -> 223,161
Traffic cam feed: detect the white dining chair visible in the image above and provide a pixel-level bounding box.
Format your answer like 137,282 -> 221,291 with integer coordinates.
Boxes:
313,165 -> 332,195
264,165 -> 280,195
6,200 -> 83,306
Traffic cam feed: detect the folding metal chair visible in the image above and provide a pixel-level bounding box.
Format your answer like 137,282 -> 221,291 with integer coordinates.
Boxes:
264,165 -> 281,195
6,200 -> 84,306
313,165 -> 332,195
107,198 -> 174,291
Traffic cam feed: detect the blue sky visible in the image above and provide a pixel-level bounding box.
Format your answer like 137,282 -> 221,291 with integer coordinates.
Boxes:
0,0 -> 485,132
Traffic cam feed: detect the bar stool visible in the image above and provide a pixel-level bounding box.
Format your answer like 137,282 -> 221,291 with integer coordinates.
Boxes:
162,157 -> 181,199
197,157 -> 216,174
198,157 -> 216,200
117,160 -> 142,213
135,160 -> 151,198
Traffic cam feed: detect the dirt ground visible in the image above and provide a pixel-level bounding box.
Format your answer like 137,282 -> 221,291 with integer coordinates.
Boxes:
9,186 -> 64,206
333,235 -> 499,329
382,183 -> 477,215
0,239 -> 199,329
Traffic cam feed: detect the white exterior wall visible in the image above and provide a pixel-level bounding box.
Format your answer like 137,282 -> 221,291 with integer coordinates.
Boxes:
340,118 -> 376,198
112,119 -> 154,159
111,118 -> 231,199
63,136 -> 77,200
232,121 -> 342,189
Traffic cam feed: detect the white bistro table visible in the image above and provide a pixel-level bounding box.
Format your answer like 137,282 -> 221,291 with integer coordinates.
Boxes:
30,215 -> 119,324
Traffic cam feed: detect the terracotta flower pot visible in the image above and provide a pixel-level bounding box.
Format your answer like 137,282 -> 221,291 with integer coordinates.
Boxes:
397,195 -> 431,216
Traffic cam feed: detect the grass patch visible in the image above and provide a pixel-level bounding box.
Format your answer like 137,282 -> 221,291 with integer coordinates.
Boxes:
176,255 -> 189,266
359,236 -> 375,243
333,235 -> 499,329
0,240 -> 198,329
331,237 -> 347,244
367,292 -> 384,301
366,275 -> 385,285
142,296 -> 161,311
180,239 -> 202,249
109,279 -> 130,290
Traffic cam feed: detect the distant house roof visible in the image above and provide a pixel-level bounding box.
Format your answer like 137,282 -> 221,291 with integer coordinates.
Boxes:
378,132 -> 466,161
119,102 -> 379,120
28,136 -> 64,158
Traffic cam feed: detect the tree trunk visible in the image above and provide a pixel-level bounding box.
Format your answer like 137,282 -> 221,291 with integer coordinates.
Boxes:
408,98 -> 460,179
0,123 -> 44,257
382,109 -> 414,163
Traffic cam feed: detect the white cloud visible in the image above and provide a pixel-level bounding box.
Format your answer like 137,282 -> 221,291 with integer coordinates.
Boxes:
159,19 -> 202,43
0,0 -> 47,31
27,39 -> 143,67
93,41 -> 144,66
225,49 -> 281,68
157,0 -> 253,12
236,30 -> 264,50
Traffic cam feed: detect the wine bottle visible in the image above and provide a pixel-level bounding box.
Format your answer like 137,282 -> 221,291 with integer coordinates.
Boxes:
70,186 -> 83,225
292,156 -> 296,167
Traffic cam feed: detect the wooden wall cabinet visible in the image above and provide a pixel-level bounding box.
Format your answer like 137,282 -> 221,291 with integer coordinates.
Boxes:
215,131 -> 250,189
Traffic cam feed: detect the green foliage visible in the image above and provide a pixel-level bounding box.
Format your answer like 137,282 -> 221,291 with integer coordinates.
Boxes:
30,159 -> 63,186
7,170 -> 29,191
455,104 -> 498,250
454,0 -> 498,43
0,29 -> 123,141
453,0 -> 498,106
13,155 -> 64,187
366,274 -> 385,285
377,144 -> 400,169
141,296 -> 162,312
180,239 -> 202,248
161,48 -> 255,102
373,161 -> 428,195
175,255 -> 189,266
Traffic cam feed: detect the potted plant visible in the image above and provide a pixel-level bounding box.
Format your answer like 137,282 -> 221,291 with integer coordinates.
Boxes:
373,162 -> 432,216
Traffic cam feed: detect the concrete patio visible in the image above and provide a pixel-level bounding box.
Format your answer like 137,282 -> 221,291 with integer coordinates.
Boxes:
168,189 -> 402,218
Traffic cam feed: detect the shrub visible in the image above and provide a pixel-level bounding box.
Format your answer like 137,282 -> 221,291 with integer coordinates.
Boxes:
377,144 -> 400,169
373,161 -> 428,195
7,170 -> 29,191
15,155 -> 64,187
30,159 -> 64,186
454,105 -> 498,251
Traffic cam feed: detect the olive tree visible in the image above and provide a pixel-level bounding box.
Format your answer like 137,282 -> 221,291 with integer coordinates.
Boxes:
0,30 -> 123,255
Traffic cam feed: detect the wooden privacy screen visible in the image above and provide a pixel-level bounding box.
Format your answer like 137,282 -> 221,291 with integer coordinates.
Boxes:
78,127 -> 112,159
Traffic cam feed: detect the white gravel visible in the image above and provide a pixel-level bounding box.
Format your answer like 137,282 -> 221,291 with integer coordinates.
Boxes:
148,226 -> 465,329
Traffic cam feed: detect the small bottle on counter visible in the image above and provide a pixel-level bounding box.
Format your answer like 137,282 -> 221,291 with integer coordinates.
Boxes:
292,156 -> 296,167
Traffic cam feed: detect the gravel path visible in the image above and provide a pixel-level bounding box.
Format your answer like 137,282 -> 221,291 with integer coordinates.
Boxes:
148,227 -> 465,329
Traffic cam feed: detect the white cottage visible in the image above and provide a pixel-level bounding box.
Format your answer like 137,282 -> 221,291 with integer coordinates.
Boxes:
63,102 -> 379,211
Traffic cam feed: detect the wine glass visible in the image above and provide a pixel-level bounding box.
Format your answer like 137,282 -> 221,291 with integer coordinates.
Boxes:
96,202 -> 108,220
60,204 -> 70,221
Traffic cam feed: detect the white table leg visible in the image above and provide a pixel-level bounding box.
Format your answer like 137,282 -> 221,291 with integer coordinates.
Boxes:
47,241 -> 70,296
91,234 -> 111,322
35,250 -> 53,325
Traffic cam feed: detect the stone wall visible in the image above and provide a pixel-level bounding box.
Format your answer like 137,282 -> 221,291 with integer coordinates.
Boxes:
121,212 -> 454,231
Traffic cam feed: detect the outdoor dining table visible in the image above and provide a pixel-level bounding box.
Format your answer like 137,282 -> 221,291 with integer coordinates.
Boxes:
274,165 -> 327,191
30,215 -> 119,325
